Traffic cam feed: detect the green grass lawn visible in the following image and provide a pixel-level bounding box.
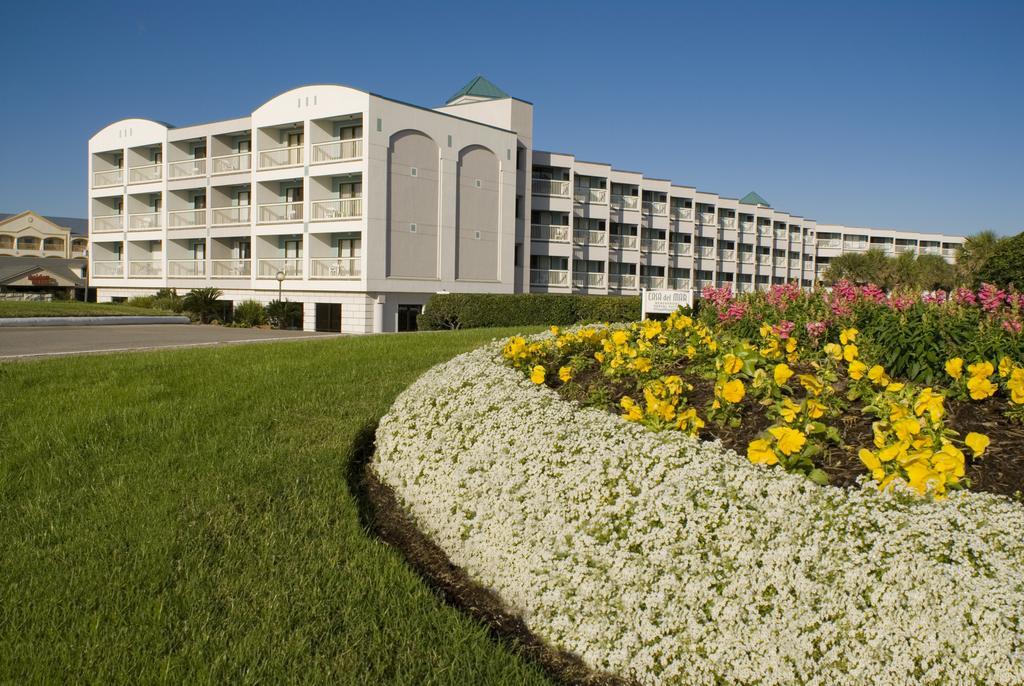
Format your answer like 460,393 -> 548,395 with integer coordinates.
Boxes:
0,300 -> 175,318
0,328 -> 552,685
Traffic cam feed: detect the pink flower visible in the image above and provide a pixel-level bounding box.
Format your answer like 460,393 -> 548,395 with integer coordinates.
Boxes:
978,283 -> 1007,312
1002,318 -> 1022,334
953,287 -> 977,306
888,295 -> 915,312
765,282 -> 802,309
922,290 -> 947,305
805,321 -> 828,339
771,320 -> 796,340
718,301 -> 747,323
859,283 -> 886,303
701,285 -> 734,309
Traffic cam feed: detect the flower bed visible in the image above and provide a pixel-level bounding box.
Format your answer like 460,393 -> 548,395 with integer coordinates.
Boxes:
374,339 -> 1024,685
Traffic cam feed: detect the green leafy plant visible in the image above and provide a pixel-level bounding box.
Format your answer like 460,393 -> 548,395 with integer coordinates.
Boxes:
266,300 -> 302,329
182,287 -> 224,324
232,300 -> 267,328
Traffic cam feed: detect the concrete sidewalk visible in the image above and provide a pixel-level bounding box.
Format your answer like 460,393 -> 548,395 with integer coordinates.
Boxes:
0,324 -> 337,359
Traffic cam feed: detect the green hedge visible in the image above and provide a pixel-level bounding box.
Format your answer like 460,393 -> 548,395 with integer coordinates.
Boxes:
418,293 -> 641,330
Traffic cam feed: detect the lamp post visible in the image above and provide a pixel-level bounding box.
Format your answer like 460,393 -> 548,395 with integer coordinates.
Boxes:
276,270 -> 285,301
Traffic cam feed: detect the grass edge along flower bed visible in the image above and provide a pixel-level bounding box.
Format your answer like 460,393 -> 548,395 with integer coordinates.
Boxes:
374,340 -> 1024,686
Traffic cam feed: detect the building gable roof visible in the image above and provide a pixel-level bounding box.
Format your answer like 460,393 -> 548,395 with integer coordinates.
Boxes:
0,256 -> 86,287
739,191 -> 771,207
445,76 -> 510,104
0,212 -> 88,235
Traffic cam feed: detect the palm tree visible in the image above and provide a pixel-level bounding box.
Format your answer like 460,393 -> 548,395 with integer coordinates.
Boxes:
956,231 -> 1001,287
182,287 -> 224,324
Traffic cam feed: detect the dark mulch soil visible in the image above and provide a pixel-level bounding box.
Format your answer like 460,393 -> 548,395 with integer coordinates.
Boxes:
348,424 -> 634,686
561,362 -> 1024,499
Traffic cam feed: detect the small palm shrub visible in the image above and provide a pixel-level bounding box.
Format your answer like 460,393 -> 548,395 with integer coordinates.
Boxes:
152,288 -> 184,313
233,300 -> 267,328
183,287 -> 224,324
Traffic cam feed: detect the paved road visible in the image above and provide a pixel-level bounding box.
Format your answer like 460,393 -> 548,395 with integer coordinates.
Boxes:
0,324 -> 337,360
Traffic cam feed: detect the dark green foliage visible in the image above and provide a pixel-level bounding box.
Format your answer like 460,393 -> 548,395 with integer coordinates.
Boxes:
152,287 -> 185,313
822,250 -> 957,291
977,231 -> 1024,288
233,300 -> 267,328
182,287 -> 224,324
266,299 -> 302,329
418,293 -> 640,330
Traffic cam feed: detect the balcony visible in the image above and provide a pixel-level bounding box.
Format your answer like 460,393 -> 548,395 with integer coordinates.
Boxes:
609,274 -> 638,290
167,260 -> 207,278
696,279 -> 712,290
168,159 -> 206,179
844,241 -> 869,251
311,198 -> 362,222
669,277 -> 691,290
574,187 -> 607,204
259,145 -> 303,169
532,178 -> 571,197
572,272 -> 605,288
168,209 -> 207,229
942,247 -> 957,257
530,269 -> 569,287
720,249 -> 736,261
531,224 -> 570,243
128,212 -> 161,231
212,206 -> 251,227
774,229 -> 788,240
310,257 -> 360,279
128,260 -> 162,277
895,244 -> 917,254
91,260 -> 123,277
670,206 -> 693,221
697,245 -> 715,257
641,275 -> 666,289
739,221 -> 754,231
643,201 -> 667,216
93,215 -> 124,232
920,246 -> 941,256
720,217 -> 736,229
757,226 -> 773,237
257,258 -> 303,278
610,194 -> 640,211
609,235 -> 638,250
211,152 -> 252,175
258,202 -> 303,224
739,253 -> 755,264
128,164 -> 162,184
641,238 -> 666,253
818,238 -> 841,248
93,169 -> 123,188
699,212 -> 716,225
311,139 -> 362,164
573,229 -> 606,246
789,259 -> 801,269
670,242 -> 692,256
211,259 -> 252,278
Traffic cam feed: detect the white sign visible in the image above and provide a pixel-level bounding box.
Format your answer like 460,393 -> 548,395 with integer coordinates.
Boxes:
642,289 -> 694,318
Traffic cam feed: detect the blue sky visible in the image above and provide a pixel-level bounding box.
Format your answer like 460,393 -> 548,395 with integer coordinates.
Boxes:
1,0 -> 1021,235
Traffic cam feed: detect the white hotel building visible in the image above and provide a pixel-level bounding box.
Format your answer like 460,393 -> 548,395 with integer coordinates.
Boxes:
88,77 -> 964,333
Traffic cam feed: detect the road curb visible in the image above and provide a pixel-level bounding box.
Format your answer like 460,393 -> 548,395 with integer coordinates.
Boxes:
0,316 -> 191,327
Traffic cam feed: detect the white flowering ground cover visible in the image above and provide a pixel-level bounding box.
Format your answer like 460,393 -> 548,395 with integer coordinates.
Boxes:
373,339 -> 1024,686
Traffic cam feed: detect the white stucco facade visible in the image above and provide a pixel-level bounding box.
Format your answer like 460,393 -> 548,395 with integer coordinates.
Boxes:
88,78 -> 965,332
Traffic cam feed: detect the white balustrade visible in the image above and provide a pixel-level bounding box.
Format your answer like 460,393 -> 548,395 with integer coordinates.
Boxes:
128,164 -> 162,184
530,269 -> 569,287
93,169 -> 123,187
532,178 -> 571,197
211,152 -> 252,175
311,139 -> 362,164
573,272 -> 605,288
168,159 -> 206,178
670,242 -> 692,255
258,202 -> 303,224
530,224 -> 570,242
669,278 -> 691,289
609,234 -> 639,250
167,260 -> 206,277
609,274 -> 638,290
310,257 -> 360,279
212,206 -> 251,226
641,276 -> 666,289
574,187 -> 607,204
641,238 -> 666,253
699,212 -> 716,224
128,212 -> 161,230
128,260 -> 162,277
93,215 -> 124,232
257,258 -> 303,278
210,259 -> 251,277
643,201 -> 668,216
258,145 -> 303,169
311,198 -> 362,221
610,194 -> 640,211
573,229 -> 607,246
168,209 -> 207,228
671,206 -> 693,221
91,260 -> 123,277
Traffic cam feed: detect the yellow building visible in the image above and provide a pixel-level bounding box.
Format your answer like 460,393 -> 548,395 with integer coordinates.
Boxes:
0,211 -> 88,259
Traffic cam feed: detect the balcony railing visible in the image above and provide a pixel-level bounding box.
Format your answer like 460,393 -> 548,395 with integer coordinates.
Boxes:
212,206 -> 251,226
641,238 -> 666,253
739,221 -> 754,231
128,260 -> 162,277
920,246 -> 941,256
670,206 -> 693,221
774,229 -> 788,239
91,260 -> 123,277
895,245 -> 917,254
311,139 -> 362,164
259,145 -> 303,169
167,260 -> 206,277
942,248 -> 957,257
871,243 -> 894,253
697,245 -> 715,257
610,194 -> 640,211
643,201 -> 667,216
670,242 -> 692,255
311,198 -> 362,221
531,224 -> 570,243
789,259 -> 802,269
696,279 -> 712,290
572,272 -> 605,288
609,235 -> 638,250
168,208 -> 207,229
530,269 -> 569,287
258,202 -> 303,224
310,257 -> 360,279
128,212 -> 161,230
211,259 -> 252,278
739,253 -> 755,264
93,215 -> 124,232
817,238 -> 841,248
211,152 -> 252,175
609,274 -> 638,290
574,187 -> 607,204
532,178 -> 571,197
128,164 -> 162,184
755,254 -> 771,265
93,169 -> 123,187
669,277 -> 691,290
257,258 -> 303,278
720,249 -> 736,261
699,212 -> 716,224
573,229 -> 606,246
641,276 -> 666,289
758,225 -> 773,237
168,159 -> 206,179
845,241 -> 869,251
720,217 -> 736,229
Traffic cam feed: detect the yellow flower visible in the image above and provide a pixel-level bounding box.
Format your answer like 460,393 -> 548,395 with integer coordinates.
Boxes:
893,417 -> 922,441
798,374 -> 824,397
823,343 -> 842,361
768,426 -> 807,456
721,379 -> 746,404
594,351 -> 605,363
999,357 -> 1014,377
747,439 -> 778,465
858,449 -> 885,482
558,366 -> 573,383
773,363 -> 794,386
806,398 -> 826,419
779,397 -> 801,423
530,366 -> 546,384
1008,368 -> 1024,404
885,382 -> 905,392
967,361 -> 995,379
967,375 -> 996,400
620,396 -> 643,421
842,344 -> 859,363
913,387 -> 945,422
633,357 -> 653,373
677,408 -> 705,435
964,432 -> 990,457
848,360 -> 868,380
904,460 -> 942,495
840,328 -> 858,345
786,338 -> 798,354
611,330 -> 630,346
878,443 -> 903,462
945,357 -> 964,380
722,353 -> 743,375
549,325 -> 560,336
868,365 -> 890,387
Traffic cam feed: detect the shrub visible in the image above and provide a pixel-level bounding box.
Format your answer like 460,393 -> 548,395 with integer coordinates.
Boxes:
126,295 -> 156,309
233,300 -> 267,328
977,231 -> 1024,288
418,293 -> 640,330
151,288 -> 184,313
266,300 -> 302,329
182,288 -> 224,324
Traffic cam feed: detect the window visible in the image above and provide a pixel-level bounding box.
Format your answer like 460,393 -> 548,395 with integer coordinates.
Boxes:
193,194 -> 206,210
236,190 -> 250,206
338,237 -> 360,258
238,139 -> 251,153
192,143 -> 206,159
192,241 -> 206,260
283,239 -> 301,259
236,241 -> 251,259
